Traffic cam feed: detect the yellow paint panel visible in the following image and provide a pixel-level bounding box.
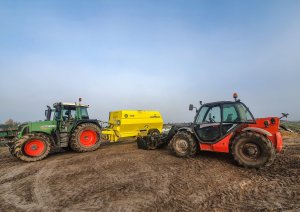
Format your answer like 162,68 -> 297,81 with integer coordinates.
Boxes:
102,110 -> 163,142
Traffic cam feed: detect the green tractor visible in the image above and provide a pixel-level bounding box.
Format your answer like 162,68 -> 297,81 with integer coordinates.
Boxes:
8,100 -> 101,162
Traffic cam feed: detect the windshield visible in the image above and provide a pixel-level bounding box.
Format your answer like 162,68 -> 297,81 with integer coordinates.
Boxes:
195,106 -> 209,124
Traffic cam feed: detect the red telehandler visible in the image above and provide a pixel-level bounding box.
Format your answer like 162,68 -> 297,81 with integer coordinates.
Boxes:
138,94 -> 286,168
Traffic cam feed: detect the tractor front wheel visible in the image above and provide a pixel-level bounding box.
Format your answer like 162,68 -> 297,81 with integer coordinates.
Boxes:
70,123 -> 101,152
169,131 -> 198,157
231,131 -> 276,168
11,133 -> 51,162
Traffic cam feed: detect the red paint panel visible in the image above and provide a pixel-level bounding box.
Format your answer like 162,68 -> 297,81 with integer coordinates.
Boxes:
200,144 -> 213,151
200,133 -> 233,153
275,132 -> 283,152
248,117 -> 282,151
211,133 -> 232,153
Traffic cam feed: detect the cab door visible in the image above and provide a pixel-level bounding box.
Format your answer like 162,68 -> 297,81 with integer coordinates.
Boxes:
60,107 -> 77,133
221,103 -> 240,135
194,105 -> 222,142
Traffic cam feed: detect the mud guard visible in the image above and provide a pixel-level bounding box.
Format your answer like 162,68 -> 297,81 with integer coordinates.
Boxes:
178,127 -> 194,134
242,127 -> 272,137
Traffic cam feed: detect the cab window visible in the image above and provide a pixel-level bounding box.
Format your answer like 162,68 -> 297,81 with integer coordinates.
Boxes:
62,109 -> 76,120
204,106 -> 221,123
80,107 -> 89,119
222,104 -> 239,122
236,103 -> 255,122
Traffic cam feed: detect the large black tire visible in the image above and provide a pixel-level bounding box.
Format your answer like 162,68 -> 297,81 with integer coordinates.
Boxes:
231,131 -> 276,168
169,131 -> 198,157
147,129 -> 161,150
11,133 -> 51,162
70,123 -> 101,152
136,129 -> 160,150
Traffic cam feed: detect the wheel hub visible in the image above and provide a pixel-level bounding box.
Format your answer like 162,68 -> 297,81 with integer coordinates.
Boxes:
176,139 -> 188,153
242,143 -> 260,159
31,144 -> 38,150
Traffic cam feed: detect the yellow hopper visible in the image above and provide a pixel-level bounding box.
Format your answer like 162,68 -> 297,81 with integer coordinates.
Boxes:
101,110 -> 163,142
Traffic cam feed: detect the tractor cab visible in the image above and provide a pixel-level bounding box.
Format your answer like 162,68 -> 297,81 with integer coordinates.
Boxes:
191,101 -> 255,142
45,102 -> 90,122
49,102 -> 91,134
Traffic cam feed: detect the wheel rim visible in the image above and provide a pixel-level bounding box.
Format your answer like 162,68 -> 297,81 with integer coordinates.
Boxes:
175,139 -> 189,154
80,130 -> 97,147
241,143 -> 261,159
149,131 -> 159,148
24,140 -> 46,157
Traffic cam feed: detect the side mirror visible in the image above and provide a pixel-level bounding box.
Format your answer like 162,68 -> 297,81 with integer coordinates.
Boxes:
189,104 -> 194,111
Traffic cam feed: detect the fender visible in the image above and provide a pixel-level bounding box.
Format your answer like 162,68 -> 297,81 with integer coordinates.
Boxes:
242,127 -> 272,137
35,131 -> 56,146
177,127 -> 195,134
71,120 -> 102,133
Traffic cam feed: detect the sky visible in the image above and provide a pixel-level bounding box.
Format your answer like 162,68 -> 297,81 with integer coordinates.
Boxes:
0,0 -> 300,123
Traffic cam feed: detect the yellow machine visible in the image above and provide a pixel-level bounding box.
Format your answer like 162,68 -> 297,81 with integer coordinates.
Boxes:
101,110 -> 163,142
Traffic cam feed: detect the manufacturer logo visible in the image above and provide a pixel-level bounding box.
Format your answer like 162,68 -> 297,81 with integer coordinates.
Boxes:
40,125 -> 56,129
150,115 -> 160,118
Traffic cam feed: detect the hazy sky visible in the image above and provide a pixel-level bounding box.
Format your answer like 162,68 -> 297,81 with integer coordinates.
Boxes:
0,0 -> 299,123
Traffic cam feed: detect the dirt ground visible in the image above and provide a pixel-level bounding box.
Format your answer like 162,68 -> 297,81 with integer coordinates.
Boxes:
0,135 -> 299,211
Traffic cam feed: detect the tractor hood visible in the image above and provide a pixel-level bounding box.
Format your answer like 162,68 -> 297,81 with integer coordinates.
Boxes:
17,120 -> 57,138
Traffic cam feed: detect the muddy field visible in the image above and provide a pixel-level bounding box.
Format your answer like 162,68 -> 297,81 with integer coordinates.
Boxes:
0,135 -> 299,211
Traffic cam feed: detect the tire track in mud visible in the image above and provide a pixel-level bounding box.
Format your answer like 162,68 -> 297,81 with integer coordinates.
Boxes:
0,136 -> 300,211
0,162 -> 40,210
31,161 -> 58,211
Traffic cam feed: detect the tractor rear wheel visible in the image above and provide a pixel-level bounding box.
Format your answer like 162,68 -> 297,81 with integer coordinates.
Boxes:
70,123 -> 101,152
169,131 -> 198,157
11,133 -> 51,162
231,131 -> 276,168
